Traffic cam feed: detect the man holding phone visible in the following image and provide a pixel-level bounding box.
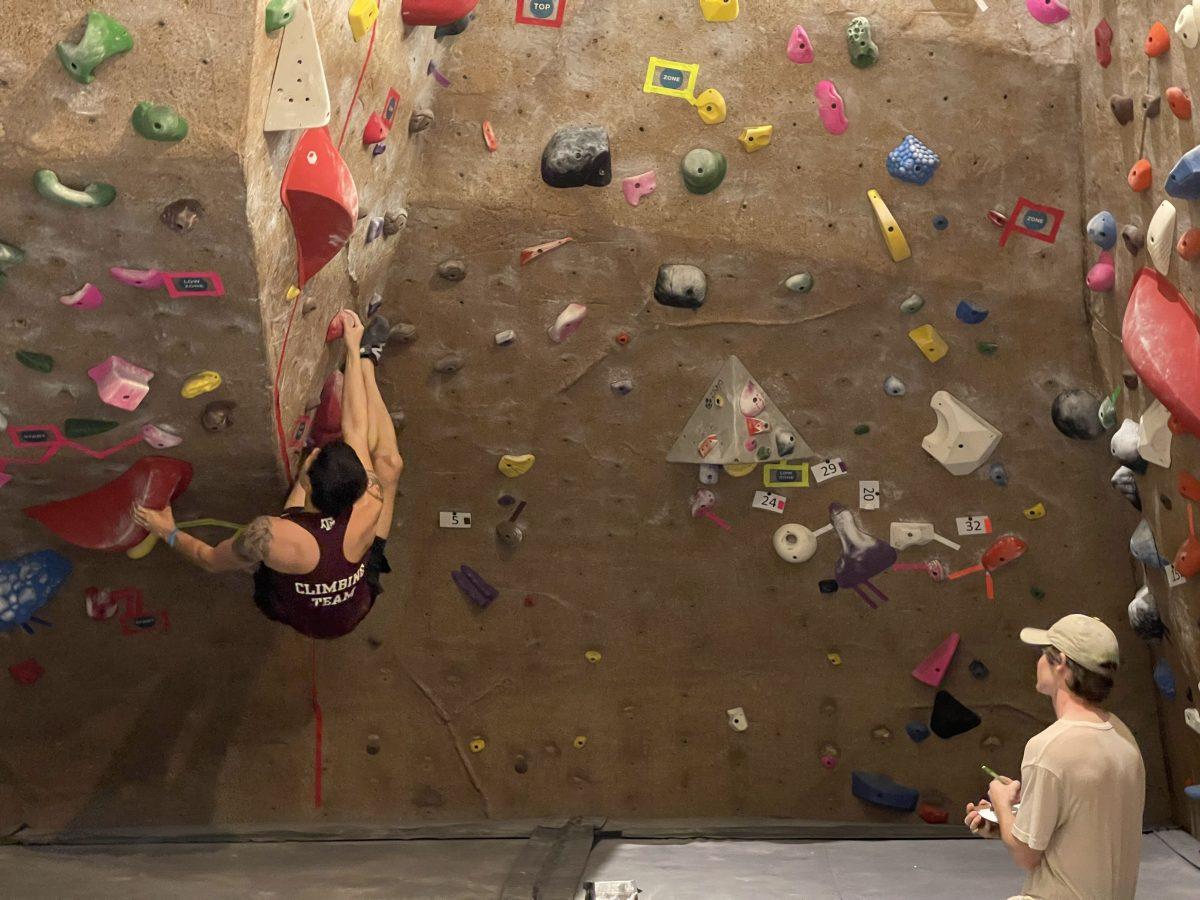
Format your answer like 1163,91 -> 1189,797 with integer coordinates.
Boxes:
963,614 -> 1145,900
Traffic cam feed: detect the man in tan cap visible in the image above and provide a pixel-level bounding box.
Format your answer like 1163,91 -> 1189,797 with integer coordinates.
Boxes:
963,614 -> 1145,899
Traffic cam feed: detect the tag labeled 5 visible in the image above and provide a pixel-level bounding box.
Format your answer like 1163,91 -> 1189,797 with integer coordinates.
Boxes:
752,491 -> 786,514
956,515 -> 992,536
439,511 -> 473,528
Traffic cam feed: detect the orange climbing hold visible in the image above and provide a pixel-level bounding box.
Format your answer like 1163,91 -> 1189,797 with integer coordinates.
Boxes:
1145,21 -> 1170,57
1128,159 -> 1152,192
1178,228 -> 1200,261
520,236 -> 572,265
482,120 -> 498,152
1167,87 -> 1193,120
1180,471 -> 1200,502
281,127 -> 359,288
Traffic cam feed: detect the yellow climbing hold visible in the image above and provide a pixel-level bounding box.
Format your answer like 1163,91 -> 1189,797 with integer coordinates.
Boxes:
181,370 -> 222,398
585,650 -> 602,664
908,325 -> 949,363
573,735 -> 588,749
498,453 -> 535,478
1023,502 -> 1047,520
699,0 -> 739,22
347,0 -> 379,40
826,651 -> 842,666
469,737 -> 486,753
867,189 -> 912,263
286,285 -> 300,300
694,87 -> 727,125
723,462 -> 758,477
738,125 -> 773,153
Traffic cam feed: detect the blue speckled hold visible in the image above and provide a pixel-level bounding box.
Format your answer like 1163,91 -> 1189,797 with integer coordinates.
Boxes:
1165,145 -> 1200,200
905,721 -> 930,743
956,300 -> 989,324
886,134 -> 940,186
1086,210 -> 1117,250
932,214 -> 949,231
0,549 -> 71,634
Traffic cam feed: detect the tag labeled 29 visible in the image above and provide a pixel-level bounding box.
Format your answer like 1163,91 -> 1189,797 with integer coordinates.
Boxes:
812,457 -> 847,483
751,491 -> 786,514
859,480 -> 880,510
956,515 -> 993,536
439,511 -> 472,529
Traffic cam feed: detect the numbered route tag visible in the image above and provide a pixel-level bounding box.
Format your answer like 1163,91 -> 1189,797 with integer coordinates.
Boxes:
1167,563 -> 1188,587
763,460 -> 809,488
859,480 -> 880,510
751,491 -> 786,514
956,515 -> 993,536
439,511 -> 472,529
643,56 -> 699,100
812,457 -> 848,484
515,0 -> 567,27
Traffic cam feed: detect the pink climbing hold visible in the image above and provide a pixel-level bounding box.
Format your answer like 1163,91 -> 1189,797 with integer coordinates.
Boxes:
1026,0 -> 1069,26
548,302 -> 587,343
87,356 -> 154,411
109,267 -> 165,289
815,80 -> 847,135
60,283 -> 103,309
787,25 -> 814,64
402,0 -> 479,27
1086,251 -> 1115,292
1094,19 -> 1113,68
325,313 -> 344,343
912,632 -> 960,687
622,171 -> 656,207
140,423 -> 182,449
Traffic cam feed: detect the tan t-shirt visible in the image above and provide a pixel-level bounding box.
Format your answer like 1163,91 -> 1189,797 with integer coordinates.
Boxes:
1011,714 -> 1145,900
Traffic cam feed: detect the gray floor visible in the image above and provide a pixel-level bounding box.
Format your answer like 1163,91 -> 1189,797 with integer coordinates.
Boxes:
0,832 -> 1197,898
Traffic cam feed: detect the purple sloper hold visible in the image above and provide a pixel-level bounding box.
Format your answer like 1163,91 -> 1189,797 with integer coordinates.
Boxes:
372,143 -> 387,157
461,564 -> 499,603
428,61 -> 451,87
452,569 -> 489,607
830,502 -> 897,608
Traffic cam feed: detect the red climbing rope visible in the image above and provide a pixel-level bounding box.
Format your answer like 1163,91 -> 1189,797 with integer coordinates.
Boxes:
311,639 -> 323,807
337,2 -> 380,150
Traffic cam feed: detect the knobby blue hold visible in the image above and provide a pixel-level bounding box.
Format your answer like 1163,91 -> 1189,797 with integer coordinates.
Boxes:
886,134 -> 940,185
1153,658 -> 1176,700
1165,145 -> 1200,200
0,549 -> 72,634
1086,211 -> 1117,250
956,300 -> 989,324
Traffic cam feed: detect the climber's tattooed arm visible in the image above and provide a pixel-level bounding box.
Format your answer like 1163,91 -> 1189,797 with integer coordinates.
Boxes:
365,470 -> 383,503
233,516 -> 274,564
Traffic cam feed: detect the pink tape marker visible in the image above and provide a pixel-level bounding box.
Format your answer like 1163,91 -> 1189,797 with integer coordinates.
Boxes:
622,171 -> 656,206
59,283 -> 103,309
1026,0 -> 1069,26
87,356 -> 154,411
788,25 -> 814,63
815,80 -> 848,135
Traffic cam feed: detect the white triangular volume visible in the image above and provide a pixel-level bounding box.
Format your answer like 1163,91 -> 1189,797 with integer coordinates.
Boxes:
666,356 -> 814,465
264,0 -> 332,132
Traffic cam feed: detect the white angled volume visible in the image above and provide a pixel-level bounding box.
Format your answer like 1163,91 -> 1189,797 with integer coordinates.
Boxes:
265,0 -> 331,132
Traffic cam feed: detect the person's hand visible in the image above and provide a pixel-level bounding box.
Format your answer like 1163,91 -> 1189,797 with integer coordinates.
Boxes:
964,800 -> 998,838
988,777 -> 1022,813
132,502 -> 175,540
340,310 -> 364,353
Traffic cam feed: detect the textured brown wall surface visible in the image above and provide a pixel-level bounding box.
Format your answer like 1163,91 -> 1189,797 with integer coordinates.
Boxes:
0,0 -> 1186,833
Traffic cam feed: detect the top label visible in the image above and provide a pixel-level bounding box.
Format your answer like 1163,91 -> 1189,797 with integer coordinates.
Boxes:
516,0 -> 567,27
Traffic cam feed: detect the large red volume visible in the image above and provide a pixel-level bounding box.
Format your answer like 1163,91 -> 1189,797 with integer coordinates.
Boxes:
1123,268 -> 1200,436
24,456 -> 193,551
281,127 -> 359,288
402,0 -> 479,26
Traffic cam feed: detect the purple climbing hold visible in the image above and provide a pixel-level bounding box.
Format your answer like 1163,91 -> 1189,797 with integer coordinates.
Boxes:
831,502 -> 896,609
453,564 -> 498,607
0,549 -> 72,634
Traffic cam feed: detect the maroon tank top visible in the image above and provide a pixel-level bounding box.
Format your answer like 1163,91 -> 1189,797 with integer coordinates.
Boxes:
262,509 -> 372,639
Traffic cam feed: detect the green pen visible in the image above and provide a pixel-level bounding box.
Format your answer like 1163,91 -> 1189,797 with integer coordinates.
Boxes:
981,764 -> 1001,780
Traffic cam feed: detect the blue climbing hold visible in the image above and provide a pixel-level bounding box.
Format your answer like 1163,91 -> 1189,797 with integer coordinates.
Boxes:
956,300 -> 989,324
905,721 -> 931,743
851,770 -> 919,812
1165,146 -> 1200,200
1086,211 -> 1117,250
886,135 -> 940,186
932,215 -> 949,231
0,549 -> 72,634
1153,658 -> 1176,700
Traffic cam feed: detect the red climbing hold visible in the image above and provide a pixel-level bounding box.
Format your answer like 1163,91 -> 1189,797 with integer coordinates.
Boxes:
308,371 -> 344,448
1167,87 -> 1193,120
402,0 -> 479,27
325,313 -> 344,343
918,803 -> 949,825
1094,19 -> 1113,68
1123,268 -> 1200,437
281,127 -> 359,288
912,632 -> 960,687
1180,471 -> 1200,502
24,456 -> 193,551
8,657 -> 44,685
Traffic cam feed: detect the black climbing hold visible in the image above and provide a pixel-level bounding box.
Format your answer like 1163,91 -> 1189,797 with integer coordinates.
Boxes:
1030,586 -> 1045,601
64,418 -> 118,438
932,214 -> 949,231
16,350 -> 53,373
904,721 -> 930,743
930,689 -> 981,739
434,13 -> 471,38
160,198 -> 203,233
851,771 -> 919,812
968,659 -> 989,680
853,424 -> 870,436
654,264 -> 707,309
540,126 -> 612,189
1128,587 -> 1165,642
818,579 -> 839,594
1051,389 -> 1104,440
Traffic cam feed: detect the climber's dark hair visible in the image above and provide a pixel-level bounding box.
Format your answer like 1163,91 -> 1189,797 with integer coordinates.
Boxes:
307,441 -> 367,518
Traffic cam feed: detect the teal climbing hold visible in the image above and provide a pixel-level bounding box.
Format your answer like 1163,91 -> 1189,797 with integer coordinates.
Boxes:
16,351 -> 54,373
977,340 -> 998,356
64,418 -> 119,439
846,17 -> 878,68
680,148 -> 727,195
33,170 -> 116,208
56,11 -> 133,84
131,102 -> 189,142
265,0 -> 299,32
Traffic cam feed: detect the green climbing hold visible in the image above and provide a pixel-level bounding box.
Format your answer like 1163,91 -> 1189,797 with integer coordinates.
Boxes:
1030,586 -> 1046,601
0,241 -> 25,268
265,0 -> 299,33
785,273 -> 814,294
976,340 -> 999,356
854,424 -> 870,435
56,11 -> 133,84
680,148 -> 727,195
131,102 -> 189,142
846,16 -> 878,69
900,293 -> 924,314
33,170 -> 116,208
16,351 -> 54,373
64,418 -> 118,439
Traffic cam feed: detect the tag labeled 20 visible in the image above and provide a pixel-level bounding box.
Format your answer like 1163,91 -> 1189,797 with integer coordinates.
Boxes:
956,515 -> 992,536
859,480 -> 880,510
439,511 -> 472,528
1166,563 -> 1188,587
751,491 -> 786,514
812,457 -> 847,483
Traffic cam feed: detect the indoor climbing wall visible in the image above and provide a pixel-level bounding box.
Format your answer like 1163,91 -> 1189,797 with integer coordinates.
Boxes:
0,0 -> 1191,835
1077,0 -> 1200,831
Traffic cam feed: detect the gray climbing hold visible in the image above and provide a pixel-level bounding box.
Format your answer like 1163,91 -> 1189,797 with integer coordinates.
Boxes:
988,462 -> 1009,487
1111,466 -> 1141,510
883,375 -> 905,396
409,108 -> 435,134
496,521 -> 524,547
1087,211 -> 1117,250
434,14 -> 472,38
900,293 -> 925,313
1130,520 -> 1169,568
785,273 -> 814,294
654,264 -> 707,309
438,259 -> 467,282
391,322 -> 418,343
384,209 -> 408,235
1122,224 -> 1145,255
160,198 -> 203,233
540,126 -> 612,189
434,353 -> 463,374
680,148 -> 727,194
366,217 -> 384,243
1143,94 -> 1162,119
1051,389 -> 1104,440
1111,95 -> 1134,125
1128,585 -> 1164,641
201,400 -> 236,432
846,17 -> 879,69
611,378 -> 634,395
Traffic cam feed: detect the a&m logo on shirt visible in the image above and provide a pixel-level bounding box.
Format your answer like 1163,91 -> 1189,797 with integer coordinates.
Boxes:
320,517 -> 335,531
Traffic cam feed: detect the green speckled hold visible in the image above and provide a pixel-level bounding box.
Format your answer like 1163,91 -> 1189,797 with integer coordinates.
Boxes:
847,16 -> 878,68
853,424 -> 870,436
900,292 -> 924,313
16,350 -> 54,373
64,418 -> 118,439
56,11 -> 133,84
785,273 -> 814,294
33,170 -> 116,208
1030,586 -> 1046,601
0,241 -> 25,267
976,340 -> 999,356
131,102 -> 188,142
265,0 -> 298,33
680,148 -> 727,195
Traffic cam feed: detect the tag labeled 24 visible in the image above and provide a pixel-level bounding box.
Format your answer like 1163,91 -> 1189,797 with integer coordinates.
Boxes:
751,491 -> 786,514
956,515 -> 992,536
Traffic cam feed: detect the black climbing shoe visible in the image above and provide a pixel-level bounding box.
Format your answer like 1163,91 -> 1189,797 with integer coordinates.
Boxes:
360,315 -> 391,364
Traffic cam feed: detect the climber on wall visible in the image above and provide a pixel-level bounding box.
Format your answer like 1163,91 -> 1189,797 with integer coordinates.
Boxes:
131,310 -> 404,638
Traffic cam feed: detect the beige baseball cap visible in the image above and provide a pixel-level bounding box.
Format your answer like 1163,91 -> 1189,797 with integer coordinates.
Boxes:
1020,614 -> 1120,674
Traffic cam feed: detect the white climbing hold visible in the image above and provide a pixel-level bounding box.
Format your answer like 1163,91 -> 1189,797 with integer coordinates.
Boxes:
548,303 -> 587,343
921,391 -> 1002,476
1138,400 -> 1173,468
1177,4 -> 1199,49
1148,200 -> 1177,275
264,0 -> 331,132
